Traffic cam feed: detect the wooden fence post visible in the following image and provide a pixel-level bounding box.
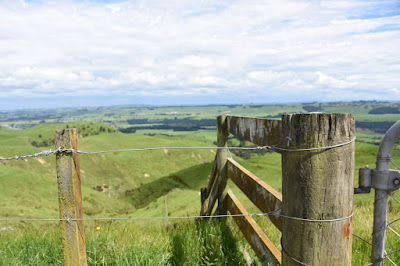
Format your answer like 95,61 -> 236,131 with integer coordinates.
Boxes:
55,129 -> 87,266
216,115 -> 229,215
281,113 -> 354,265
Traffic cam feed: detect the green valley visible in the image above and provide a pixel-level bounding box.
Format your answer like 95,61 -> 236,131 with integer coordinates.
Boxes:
0,102 -> 399,265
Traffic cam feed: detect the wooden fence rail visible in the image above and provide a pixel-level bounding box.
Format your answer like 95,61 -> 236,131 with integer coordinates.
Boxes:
201,115 -> 284,263
200,113 -> 355,266
226,116 -> 282,147
227,158 -> 282,231
226,189 -> 281,264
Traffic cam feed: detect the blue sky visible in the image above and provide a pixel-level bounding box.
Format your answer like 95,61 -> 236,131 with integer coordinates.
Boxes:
0,0 -> 399,110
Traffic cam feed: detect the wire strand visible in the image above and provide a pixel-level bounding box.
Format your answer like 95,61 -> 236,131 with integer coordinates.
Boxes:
387,226 -> 400,238
278,212 -> 353,223
274,137 -> 356,152
281,238 -> 309,266
0,137 -> 357,162
0,211 -> 279,222
389,194 -> 400,205
353,233 -> 372,246
390,158 -> 400,170
0,210 -> 353,224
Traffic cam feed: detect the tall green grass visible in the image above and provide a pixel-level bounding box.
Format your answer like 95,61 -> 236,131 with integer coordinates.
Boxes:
0,220 -> 249,265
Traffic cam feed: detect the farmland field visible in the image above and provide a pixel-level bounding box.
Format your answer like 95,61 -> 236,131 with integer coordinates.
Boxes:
0,101 -> 400,264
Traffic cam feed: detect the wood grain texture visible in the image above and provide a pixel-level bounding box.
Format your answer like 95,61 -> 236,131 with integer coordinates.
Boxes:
226,116 -> 282,147
227,158 -> 282,231
55,129 -> 87,266
205,154 -> 218,198
200,154 -> 218,215
216,115 -> 229,215
281,113 -> 354,265
226,189 -> 281,265
205,177 -> 219,216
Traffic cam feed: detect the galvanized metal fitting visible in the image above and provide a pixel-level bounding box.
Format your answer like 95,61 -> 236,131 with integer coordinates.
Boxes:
355,167 -> 400,193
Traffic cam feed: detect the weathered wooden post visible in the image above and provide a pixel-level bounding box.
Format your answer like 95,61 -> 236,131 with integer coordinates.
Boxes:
281,113 -> 354,265
216,115 -> 229,215
55,129 -> 87,266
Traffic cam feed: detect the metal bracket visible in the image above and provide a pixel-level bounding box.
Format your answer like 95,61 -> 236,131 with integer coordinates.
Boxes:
355,167 -> 400,193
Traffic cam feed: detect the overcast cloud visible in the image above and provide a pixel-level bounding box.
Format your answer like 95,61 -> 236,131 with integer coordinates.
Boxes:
0,0 -> 399,109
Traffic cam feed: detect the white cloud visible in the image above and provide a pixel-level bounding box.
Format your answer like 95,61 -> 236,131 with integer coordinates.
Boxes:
315,71 -> 358,88
177,56 -> 215,68
0,0 -> 399,107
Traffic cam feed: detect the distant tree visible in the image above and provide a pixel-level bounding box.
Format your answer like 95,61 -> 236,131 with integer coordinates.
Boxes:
368,107 -> 400,114
303,105 -> 322,112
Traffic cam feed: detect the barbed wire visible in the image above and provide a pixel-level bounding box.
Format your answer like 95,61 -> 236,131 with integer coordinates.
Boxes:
0,146 -> 266,161
0,137 -> 357,162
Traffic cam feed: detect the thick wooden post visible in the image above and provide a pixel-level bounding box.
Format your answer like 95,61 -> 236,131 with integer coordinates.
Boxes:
281,113 -> 354,265
216,115 -> 229,215
55,129 -> 87,266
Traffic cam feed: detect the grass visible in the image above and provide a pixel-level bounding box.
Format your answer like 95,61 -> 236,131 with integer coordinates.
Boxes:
0,220 -> 249,266
1,121 -> 400,264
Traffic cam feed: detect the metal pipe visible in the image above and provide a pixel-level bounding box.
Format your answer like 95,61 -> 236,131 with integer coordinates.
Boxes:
376,121 -> 400,170
371,120 -> 400,265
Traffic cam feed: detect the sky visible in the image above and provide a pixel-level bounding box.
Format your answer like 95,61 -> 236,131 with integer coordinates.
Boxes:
0,0 -> 399,110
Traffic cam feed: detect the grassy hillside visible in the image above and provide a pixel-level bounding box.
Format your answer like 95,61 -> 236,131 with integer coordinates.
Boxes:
0,123 -> 215,220
1,121 -> 400,264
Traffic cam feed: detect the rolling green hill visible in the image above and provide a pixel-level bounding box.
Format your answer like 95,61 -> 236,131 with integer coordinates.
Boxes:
1,101 -> 400,144
1,119 -> 400,264
0,123 -> 216,220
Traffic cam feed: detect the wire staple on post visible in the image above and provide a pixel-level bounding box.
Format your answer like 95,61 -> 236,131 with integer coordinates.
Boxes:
286,113 -> 293,147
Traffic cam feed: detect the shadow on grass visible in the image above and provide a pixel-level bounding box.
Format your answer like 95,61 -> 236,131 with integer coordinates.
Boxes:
125,162 -> 213,209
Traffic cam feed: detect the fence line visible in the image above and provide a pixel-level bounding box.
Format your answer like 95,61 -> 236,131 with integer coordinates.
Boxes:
0,137 -> 356,162
200,113 -> 356,265
0,212 -> 278,222
0,146 -> 265,161
0,209 -> 355,223
1,115 -> 398,265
